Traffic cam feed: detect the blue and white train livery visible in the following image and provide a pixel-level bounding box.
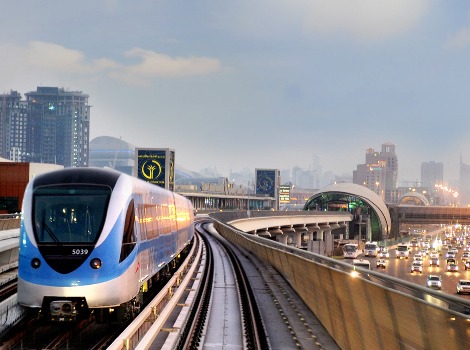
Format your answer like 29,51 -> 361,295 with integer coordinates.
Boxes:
17,167 -> 194,320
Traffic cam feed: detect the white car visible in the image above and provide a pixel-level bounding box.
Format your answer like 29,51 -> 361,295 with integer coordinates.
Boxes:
446,251 -> 456,259
376,259 -> 387,268
457,280 -> 470,294
427,275 -> 442,290
411,262 -> 423,273
396,244 -> 410,259
378,250 -> 390,259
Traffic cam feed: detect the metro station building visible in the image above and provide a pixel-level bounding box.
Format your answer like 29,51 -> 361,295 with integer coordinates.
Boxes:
303,183 -> 392,242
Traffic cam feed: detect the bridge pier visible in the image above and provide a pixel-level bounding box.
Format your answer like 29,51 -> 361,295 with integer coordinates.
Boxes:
278,234 -> 288,245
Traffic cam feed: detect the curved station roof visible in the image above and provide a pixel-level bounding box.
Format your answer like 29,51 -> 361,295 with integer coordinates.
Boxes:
398,192 -> 430,206
303,183 -> 391,239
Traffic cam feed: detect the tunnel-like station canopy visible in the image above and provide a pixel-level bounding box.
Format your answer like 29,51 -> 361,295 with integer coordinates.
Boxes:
398,192 -> 429,206
303,183 -> 391,241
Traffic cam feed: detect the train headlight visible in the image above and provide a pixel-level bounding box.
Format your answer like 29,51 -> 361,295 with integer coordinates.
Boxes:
31,258 -> 41,269
90,258 -> 102,269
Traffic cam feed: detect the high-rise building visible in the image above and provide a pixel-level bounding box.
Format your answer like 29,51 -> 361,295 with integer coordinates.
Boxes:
460,156 -> 470,207
421,161 -> 443,205
292,166 -> 319,190
0,91 -> 28,161
353,142 -> 399,204
24,87 -> 90,167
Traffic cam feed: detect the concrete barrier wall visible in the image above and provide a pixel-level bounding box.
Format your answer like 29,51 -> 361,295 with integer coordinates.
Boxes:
0,219 -> 20,231
214,221 -> 470,350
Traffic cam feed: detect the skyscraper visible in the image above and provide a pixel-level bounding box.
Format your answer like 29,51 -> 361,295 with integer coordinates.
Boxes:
24,87 -> 90,167
353,142 -> 399,204
0,91 -> 28,161
421,161 -> 443,205
460,156 -> 470,207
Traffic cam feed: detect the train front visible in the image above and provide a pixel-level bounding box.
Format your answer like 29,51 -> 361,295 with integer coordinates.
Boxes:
17,168 -> 139,320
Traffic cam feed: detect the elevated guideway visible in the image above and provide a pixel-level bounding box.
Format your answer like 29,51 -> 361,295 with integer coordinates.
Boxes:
229,210 -> 352,250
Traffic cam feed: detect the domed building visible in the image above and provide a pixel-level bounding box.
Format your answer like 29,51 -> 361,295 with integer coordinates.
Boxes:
89,136 -> 135,175
303,183 -> 391,242
89,136 -> 202,179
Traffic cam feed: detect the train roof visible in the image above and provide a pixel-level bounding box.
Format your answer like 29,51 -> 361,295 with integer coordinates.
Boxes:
32,167 -> 122,189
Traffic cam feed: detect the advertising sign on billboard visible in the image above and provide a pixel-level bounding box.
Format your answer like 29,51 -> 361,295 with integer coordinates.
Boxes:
136,148 -> 174,189
279,185 -> 290,203
255,169 -> 277,197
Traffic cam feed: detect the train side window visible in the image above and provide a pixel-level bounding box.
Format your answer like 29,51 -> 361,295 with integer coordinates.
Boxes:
120,200 -> 136,262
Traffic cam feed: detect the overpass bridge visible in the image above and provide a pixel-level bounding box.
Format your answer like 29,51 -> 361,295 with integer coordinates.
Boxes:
391,205 -> 470,234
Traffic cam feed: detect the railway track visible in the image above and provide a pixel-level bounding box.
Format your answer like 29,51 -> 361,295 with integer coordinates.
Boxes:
177,221 -> 269,349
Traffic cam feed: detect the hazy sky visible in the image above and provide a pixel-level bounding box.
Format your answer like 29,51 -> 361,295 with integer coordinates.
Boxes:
1,1 -> 470,184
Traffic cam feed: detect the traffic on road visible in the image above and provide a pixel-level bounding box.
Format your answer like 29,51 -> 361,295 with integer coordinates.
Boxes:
344,226 -> 470,298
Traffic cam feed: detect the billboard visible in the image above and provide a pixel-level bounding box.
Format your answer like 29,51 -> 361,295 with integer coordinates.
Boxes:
135,148 -> 175,190
255,169 -> 278,198
279,185 -> 290,203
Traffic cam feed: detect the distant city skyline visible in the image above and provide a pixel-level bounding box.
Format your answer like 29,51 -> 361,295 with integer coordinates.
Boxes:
2,2 -> 470,183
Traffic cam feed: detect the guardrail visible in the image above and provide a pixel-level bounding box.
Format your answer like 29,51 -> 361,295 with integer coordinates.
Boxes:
211,216 -> 470,350
107,236 -> 202,350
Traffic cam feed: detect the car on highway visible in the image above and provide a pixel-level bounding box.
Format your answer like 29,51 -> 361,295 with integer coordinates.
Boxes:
456,280 -> 470,294
429,257 -> 440,266
413,256 -> 424,265
351,259 -> 371,278
446,251 -> 456,259
426,275 -> 442,290
449,247 -> 459,254
429,251 -> 439,260
462,252 -> 470,262
465,260 -> 470,270
378,249 -> 390,259
396,244 -> 410,259
410,262 -> 423,273
447,263 -> 459,272
376,259 -> 387,269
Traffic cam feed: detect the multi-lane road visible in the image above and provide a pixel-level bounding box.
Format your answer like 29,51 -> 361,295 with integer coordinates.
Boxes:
360,241 -> 470,299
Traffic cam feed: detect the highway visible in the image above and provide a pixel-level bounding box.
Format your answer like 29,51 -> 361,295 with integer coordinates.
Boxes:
349,242 -> 470,300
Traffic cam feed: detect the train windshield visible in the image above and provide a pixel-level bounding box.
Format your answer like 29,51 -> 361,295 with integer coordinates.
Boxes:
33,185 -> 111,244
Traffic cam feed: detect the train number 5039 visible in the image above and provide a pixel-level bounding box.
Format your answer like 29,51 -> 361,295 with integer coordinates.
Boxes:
71,249 -> 89,255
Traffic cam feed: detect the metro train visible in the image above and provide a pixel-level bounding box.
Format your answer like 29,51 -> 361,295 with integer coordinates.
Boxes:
17,167 -> 194,321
